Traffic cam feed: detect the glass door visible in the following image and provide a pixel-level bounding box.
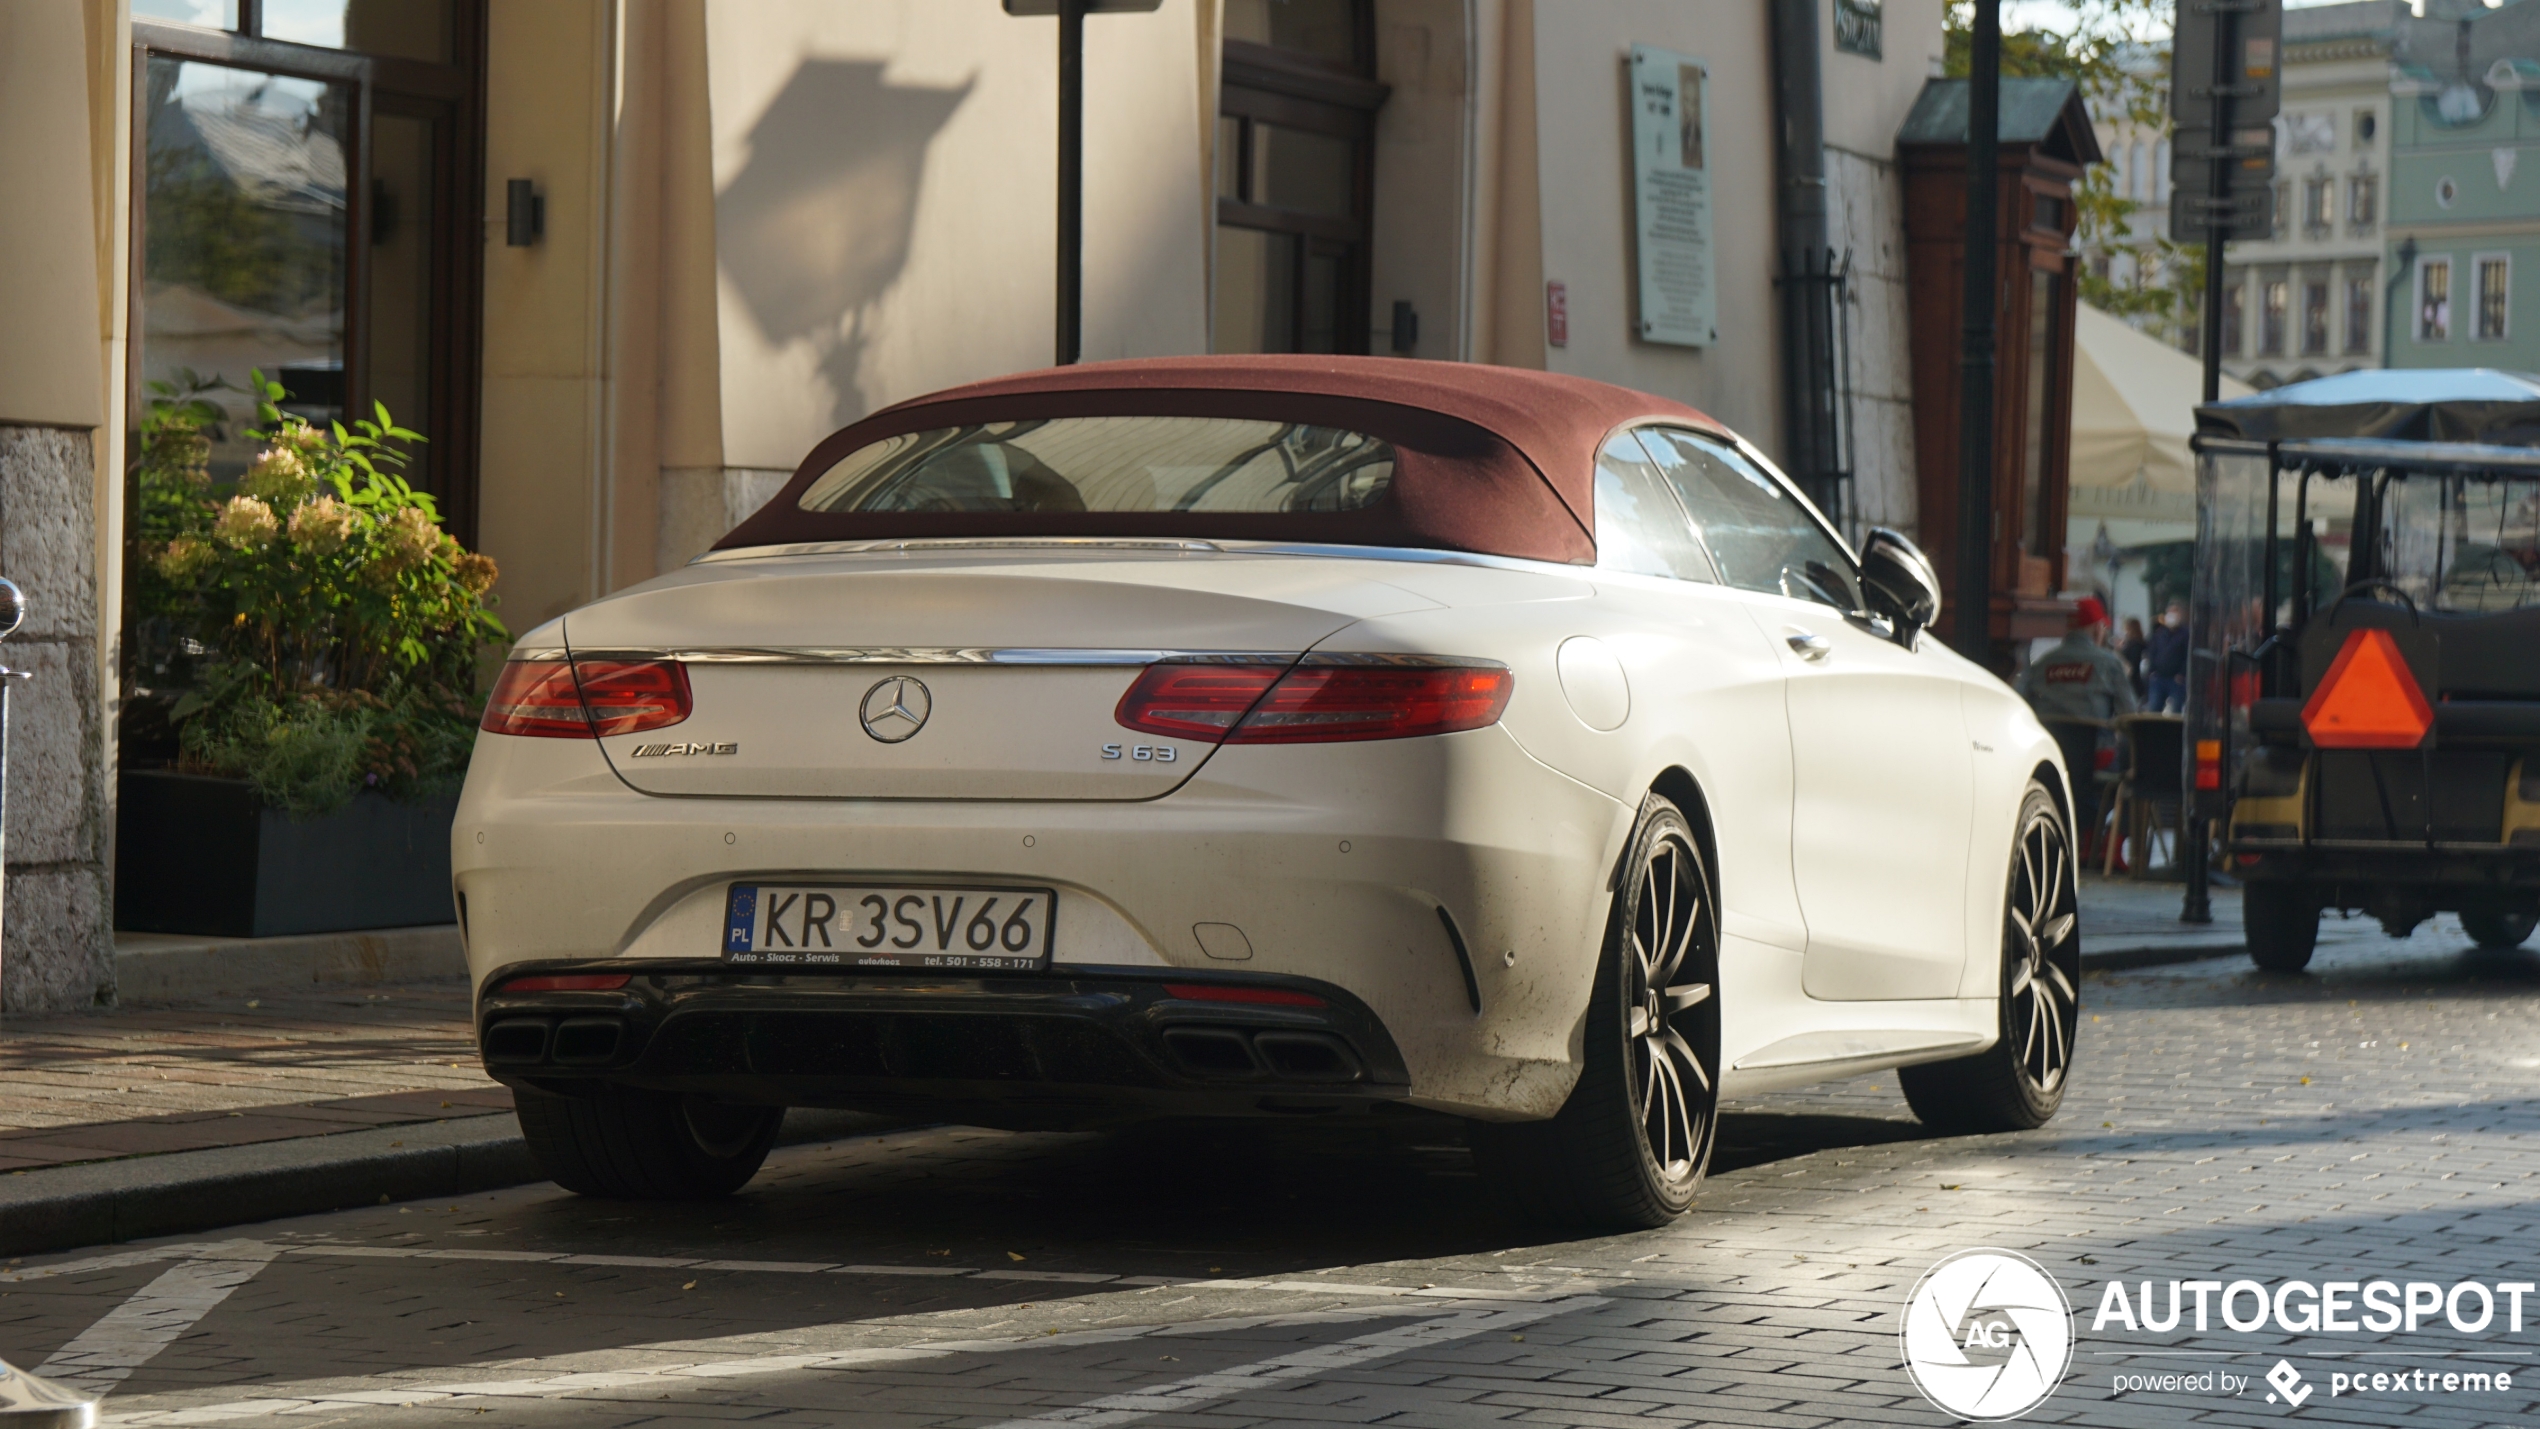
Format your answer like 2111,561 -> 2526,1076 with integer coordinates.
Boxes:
124,4 -> 483,772
1213,0 -> 1382,355
129,2 -> 482,534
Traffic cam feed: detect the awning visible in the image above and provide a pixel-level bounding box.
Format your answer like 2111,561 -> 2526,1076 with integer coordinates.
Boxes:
2069,304 -> 2251,519
2197,367 -> 2540,443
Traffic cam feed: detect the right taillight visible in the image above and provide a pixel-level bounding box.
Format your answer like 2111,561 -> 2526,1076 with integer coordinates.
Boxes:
1229,663 -> 1513,743
1114,659 -> 1512,745
481,658 -> 692,739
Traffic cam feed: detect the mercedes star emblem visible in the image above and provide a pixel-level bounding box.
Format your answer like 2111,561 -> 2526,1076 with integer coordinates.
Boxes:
859,675 -> 932,743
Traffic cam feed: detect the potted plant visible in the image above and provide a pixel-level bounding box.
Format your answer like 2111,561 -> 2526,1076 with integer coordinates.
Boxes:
116,372 -> 507,937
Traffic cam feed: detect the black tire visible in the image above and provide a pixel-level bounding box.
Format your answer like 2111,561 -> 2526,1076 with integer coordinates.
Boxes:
1900,780 -> 2079,1134
2462,905 -> 2539,951
1470,796 -> 1721,1229
515,1086 -> 782,1199
2245,881 -> 2322,971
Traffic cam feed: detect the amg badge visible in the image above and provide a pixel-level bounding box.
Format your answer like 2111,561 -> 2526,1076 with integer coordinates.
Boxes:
629,741 -> 738,758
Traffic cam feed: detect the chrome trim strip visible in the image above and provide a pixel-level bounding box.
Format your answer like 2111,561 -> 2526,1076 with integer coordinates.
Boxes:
694,537 -> 1223,564
531,646 -> 1301,667
1296,653 -> 1510,669
507,646 -> 1504,669
692,536 -> 1593,578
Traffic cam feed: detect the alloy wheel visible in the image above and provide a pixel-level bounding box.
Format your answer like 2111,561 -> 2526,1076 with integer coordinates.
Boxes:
2005,808 -> 2081,1095
1625,830 -> 1721,1184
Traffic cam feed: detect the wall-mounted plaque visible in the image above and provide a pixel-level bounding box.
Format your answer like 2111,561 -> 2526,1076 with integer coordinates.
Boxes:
1627,44 -> 1717,348
1835,0 -> 1883,59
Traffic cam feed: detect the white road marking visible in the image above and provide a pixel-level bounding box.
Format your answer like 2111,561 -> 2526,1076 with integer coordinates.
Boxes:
1,1244 -> 247,1284
99,1300 -> 1560,1425
979,1296 -> 1604,1428
36,1242 -> 282,1396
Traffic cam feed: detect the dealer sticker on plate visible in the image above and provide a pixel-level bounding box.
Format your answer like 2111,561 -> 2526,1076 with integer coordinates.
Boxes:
722,884 -> 1055,969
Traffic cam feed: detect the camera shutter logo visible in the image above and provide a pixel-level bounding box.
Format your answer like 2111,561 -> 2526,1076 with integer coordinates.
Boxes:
1900,1249 -> 2075,1421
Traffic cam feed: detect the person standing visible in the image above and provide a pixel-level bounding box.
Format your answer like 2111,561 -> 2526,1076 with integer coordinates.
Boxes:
2144,600 -> 2189,713
2118,615 -> 2148,699
2016,597 -> 2139,851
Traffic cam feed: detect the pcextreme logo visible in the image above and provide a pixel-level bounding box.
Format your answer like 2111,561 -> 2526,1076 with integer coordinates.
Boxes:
1900,1249 -> 2076,1421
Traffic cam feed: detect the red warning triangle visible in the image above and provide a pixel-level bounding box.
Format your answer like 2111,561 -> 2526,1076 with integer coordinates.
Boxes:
2301,627 -> 2434,749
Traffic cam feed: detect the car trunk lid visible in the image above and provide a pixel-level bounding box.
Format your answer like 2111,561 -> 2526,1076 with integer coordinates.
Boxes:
562,549 -> 1442,800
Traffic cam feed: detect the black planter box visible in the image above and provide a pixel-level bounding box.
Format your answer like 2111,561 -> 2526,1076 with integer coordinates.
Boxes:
116,771 -> 458,938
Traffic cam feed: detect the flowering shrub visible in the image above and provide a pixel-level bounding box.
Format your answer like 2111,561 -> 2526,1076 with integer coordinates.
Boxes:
131,371 -> 507,816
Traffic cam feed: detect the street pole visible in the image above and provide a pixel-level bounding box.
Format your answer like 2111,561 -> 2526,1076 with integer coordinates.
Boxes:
2182,2 -> 2240,927
1953,0 -> 2001,665
1055,0 -> 1085,367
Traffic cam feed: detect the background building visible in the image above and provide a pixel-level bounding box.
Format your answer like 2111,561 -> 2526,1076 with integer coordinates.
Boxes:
2220,0 -> 2400,389
2387,0 -> 2540,370
1,0 -> 1958,1012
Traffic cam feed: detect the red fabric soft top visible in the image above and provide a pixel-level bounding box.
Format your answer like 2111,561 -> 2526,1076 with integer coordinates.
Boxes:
714,355 -> 1728,565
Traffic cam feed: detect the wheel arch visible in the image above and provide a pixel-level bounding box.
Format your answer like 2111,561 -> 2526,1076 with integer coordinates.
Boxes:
1645,765 -> 1720,898
2032,758 -> 2074,841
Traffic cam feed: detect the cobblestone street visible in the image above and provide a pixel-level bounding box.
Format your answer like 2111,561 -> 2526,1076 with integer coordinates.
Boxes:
5,931 -> 2537,1427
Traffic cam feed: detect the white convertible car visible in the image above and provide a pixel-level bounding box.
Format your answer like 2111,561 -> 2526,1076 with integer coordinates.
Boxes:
456,357 -> 2079,1227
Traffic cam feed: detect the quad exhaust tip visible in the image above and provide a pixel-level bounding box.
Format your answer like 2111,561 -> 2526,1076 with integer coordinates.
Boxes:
1160,1026 -> 1363,1083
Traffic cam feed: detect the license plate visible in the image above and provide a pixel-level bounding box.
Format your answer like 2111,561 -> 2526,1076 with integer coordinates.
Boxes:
721,884 -> 1055,970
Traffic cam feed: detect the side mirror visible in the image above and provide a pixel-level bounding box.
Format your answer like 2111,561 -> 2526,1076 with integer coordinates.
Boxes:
1859,528 -> 1940,645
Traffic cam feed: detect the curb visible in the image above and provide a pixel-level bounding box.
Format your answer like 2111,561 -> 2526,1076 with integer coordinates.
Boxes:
0,1116 -> 530,1258
0,1108 -> 897,1259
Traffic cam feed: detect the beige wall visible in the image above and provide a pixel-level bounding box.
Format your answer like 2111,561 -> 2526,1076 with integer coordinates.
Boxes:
478,0 -> 614,632
1823,0 -> 1942,538
1368,0 -> 1474,361
704,0 -> 1211,484
1821,0 -> 1943,160
0,3 -> 109,430
478,0 -> 1943,612
1483,0 -> 1937,520
1524,0 -> 1784,445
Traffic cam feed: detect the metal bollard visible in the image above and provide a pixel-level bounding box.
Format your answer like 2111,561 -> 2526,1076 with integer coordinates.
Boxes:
0,1356 -> 94,1427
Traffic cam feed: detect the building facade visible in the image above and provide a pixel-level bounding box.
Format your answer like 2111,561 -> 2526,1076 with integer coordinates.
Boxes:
2386,0 -> 2540,371
2220,0 -> 2401,389
0,0 -> 1951,1013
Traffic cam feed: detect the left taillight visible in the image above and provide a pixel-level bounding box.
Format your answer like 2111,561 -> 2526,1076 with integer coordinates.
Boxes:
480,659 -> 692,739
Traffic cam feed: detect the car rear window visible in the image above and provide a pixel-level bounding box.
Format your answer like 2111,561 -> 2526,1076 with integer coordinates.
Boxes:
796,416 -> 1396,516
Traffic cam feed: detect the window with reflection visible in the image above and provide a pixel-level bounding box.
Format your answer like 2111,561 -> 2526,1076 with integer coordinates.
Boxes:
1214,0 -> 1379,355
130,1 -> 481,531
139,59 -> 350,475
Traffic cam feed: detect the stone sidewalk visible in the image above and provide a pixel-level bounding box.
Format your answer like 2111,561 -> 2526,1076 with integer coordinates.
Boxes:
0,983 -> 502,1175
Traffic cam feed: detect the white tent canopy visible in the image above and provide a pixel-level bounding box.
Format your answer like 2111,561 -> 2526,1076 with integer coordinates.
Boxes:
2069,301 -> 2253,500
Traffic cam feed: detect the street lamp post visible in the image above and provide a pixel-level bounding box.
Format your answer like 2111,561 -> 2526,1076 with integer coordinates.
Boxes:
1953,0 -> 2002,665
1003,0 -> 1164,367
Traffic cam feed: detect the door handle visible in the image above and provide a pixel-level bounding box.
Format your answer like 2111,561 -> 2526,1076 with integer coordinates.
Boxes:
1785,630 -> 1833,662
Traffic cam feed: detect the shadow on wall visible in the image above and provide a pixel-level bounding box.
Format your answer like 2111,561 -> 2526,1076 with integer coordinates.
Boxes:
716,59 -> 973,427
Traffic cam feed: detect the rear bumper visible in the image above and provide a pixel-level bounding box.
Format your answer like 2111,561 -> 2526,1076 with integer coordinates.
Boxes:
476,963 -> 1413,1129
452,728 -> 1631,1120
